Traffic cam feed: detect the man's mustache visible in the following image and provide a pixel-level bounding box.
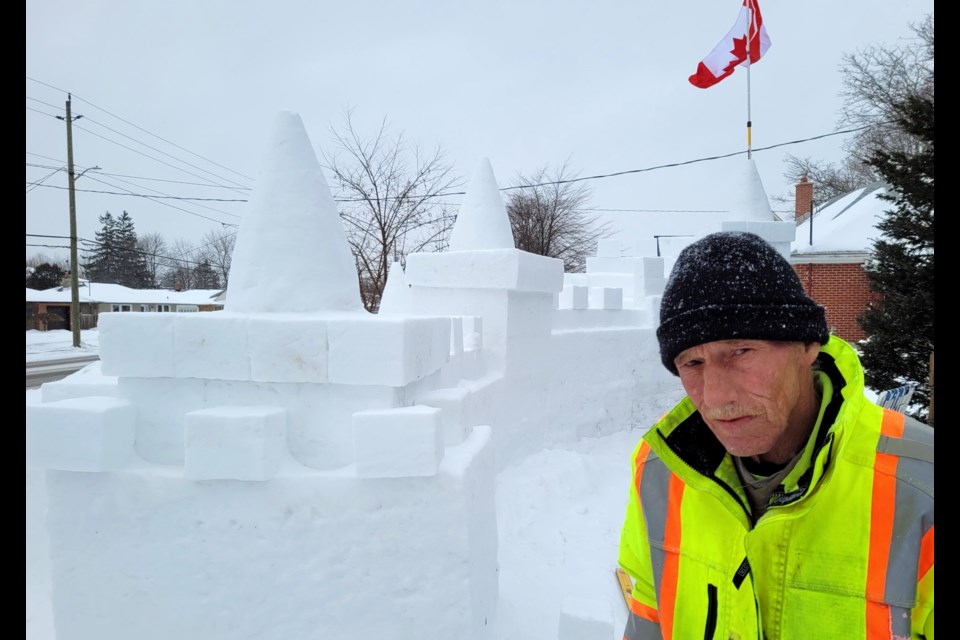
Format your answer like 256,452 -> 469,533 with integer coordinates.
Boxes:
702,406 -> 764,421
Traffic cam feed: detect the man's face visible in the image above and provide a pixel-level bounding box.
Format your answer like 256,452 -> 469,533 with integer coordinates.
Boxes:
674,339 -> 821,462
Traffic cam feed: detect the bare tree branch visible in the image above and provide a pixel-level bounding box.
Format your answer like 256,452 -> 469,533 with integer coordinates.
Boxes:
323,108 -> 463,311
506,161 -> 612,273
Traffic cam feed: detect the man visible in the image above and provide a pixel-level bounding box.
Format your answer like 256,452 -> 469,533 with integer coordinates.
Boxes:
618,231 -> 934,639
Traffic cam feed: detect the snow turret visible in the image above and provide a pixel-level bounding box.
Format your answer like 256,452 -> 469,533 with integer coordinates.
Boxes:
225,110 -> 363,312
448,157 -> 516,251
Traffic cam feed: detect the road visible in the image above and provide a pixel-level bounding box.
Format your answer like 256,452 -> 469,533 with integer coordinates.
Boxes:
26,355 -> 100,390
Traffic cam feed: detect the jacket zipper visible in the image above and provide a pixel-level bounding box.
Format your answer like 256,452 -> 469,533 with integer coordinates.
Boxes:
704,583 -> 718,639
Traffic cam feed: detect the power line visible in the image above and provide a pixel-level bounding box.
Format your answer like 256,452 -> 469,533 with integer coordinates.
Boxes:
78,115 -> 251,191
70,91 -> 255,182
27,183 -> 248,202
26,162 -> 251,190
26,167 -> 65,193
81,173 -> 242,224
27,77 -> 255,183
500,123 -> 887,192
26,152 -> 67,164
74,123 -> 250,194
26,105 -> 62,119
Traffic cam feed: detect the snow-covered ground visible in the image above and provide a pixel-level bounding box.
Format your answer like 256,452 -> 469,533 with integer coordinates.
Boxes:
25,329 -> 101,363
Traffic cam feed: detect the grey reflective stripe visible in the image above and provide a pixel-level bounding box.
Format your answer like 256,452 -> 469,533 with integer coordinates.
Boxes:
876,435 -> 934,464
883,475 -> 933,606
902,416 -> 934,445
879,416 -> 935,607
638,450 -> 673,601
624,611 -> 662,640
888,604 -> 912,638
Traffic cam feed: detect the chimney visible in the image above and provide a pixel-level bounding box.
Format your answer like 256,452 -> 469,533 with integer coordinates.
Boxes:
795,175 -> 813,221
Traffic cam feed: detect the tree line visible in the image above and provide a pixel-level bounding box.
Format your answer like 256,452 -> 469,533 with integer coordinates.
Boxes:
26,215 -> 235,292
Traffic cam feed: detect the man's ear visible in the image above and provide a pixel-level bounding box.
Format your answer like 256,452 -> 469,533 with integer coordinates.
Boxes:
803,342 -> 821,365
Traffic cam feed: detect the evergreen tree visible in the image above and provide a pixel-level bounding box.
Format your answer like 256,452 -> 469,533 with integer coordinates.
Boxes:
26,263 -> 67,290
192,259 -> 221,289
857,94 -> 934,423
83,211 -> 153,288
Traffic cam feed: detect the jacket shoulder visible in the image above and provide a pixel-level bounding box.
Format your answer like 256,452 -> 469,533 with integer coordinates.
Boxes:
876,413 -> 934,499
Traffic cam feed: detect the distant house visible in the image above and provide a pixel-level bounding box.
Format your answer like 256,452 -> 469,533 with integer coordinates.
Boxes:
789,177 -> 890,343
25,282 -> 224,331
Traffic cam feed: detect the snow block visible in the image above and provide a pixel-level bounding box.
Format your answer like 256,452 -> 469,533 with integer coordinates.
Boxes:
98,312 -> 176,377
174,312 -> 251,381
449,316 -> 464,357
589,287 -> 623,310
722,219 -> 797,243
327,316 -> 450,386
119,377 -> 205,465
248,315 -> 330,383
596,238 -> 627,257
405,248 -> 564,293
640,276 -> 666,297
462,316 -> 483,351
26,396 -> 135,472
184,405 -> 286,481
552,308 -> 648,331
559,285 -> 589,310
585,256 -> 664,278
200,379 -> 401,472
353,406 -> 443,477
40,361 -> 118,403
558,596 -> 614,640
416,386 -> 471,446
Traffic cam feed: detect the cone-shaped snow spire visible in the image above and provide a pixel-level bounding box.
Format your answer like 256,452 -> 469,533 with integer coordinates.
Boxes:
448,157 -> 516,251
225,111 -> 363,312
376,261 -> 410,315
735,157 -> 776,221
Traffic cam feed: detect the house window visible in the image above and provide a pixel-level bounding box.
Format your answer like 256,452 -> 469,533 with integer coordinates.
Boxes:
140,305 -> 149,312
111,304 -> 132,312
158,305 -> 170,312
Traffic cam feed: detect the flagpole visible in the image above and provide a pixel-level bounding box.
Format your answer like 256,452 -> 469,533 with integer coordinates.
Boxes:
746,2 -> 753,159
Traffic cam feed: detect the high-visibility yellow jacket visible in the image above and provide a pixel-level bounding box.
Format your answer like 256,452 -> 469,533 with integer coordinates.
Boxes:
618,336 -> 934,639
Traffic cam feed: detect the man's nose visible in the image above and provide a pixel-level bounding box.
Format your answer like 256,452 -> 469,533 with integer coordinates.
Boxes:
701,365 -> 738,408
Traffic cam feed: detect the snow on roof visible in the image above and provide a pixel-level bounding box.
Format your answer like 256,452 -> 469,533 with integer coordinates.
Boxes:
25,284 -> 224,306
792,182 -> 892,255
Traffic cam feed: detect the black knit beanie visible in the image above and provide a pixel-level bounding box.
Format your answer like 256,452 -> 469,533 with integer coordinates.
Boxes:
657,231 -> 829,375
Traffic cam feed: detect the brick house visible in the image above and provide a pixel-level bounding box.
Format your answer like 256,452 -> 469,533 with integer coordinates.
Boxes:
789,177 -> 890,343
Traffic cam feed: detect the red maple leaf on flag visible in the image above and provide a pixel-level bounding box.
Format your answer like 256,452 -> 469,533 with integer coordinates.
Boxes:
688,0 -> 771,89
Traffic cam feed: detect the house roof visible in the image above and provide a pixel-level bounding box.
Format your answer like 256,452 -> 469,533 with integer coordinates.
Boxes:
791,181 -> 893,257
25,283 -> 225,306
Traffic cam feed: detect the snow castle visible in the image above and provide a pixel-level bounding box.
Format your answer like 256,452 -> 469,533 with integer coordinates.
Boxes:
26,111 -> 795,640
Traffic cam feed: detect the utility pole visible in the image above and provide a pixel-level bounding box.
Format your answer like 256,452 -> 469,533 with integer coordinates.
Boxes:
58,94 -> 83,348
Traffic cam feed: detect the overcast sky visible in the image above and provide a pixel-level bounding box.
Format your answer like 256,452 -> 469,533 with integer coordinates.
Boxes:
26,0 -> 933,264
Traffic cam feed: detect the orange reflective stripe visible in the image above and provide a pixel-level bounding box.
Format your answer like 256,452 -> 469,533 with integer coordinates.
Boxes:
628,595 -> 660,623
918,525 -> 934,581
865,409 -> 905,638
633,441 -> 651,497
659,473 -> 684,639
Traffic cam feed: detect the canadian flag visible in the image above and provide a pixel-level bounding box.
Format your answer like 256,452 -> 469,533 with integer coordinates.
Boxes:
689,0 -> 771,89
